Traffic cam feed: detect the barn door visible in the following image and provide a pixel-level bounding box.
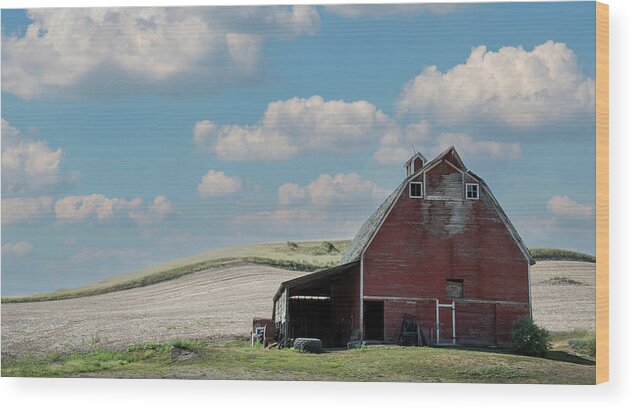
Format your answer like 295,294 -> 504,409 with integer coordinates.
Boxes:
363,301 -> 384,341
436,302 -> 456,345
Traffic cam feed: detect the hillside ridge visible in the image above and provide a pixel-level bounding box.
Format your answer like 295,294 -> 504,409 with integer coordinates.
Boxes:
1,241 -> 594,303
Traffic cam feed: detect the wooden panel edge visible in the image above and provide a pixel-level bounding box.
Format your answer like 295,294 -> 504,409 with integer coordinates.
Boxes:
595,0 -> 609,385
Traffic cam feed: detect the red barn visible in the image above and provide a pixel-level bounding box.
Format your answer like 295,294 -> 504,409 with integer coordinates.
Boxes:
273,146 -> 534,348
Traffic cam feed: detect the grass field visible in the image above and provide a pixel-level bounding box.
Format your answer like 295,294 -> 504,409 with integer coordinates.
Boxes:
1,336 -> 595,384
529,248 -> 596,263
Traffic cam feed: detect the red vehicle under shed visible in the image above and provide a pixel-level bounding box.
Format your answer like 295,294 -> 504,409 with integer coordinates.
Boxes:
272,146 -> 534,348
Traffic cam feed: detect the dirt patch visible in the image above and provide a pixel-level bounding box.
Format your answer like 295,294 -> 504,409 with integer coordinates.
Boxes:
542,276 -> 585,286
531,261 -> 595,332
1,263 -> 303,358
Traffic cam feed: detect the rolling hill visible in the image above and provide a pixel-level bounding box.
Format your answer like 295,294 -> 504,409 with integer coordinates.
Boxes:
1,241 -> 594,303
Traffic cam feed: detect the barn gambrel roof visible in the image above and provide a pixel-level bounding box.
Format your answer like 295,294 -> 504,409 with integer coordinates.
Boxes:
341,146 -> 535,265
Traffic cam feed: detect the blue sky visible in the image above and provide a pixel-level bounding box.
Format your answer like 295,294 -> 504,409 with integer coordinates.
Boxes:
1,3 -> 597,295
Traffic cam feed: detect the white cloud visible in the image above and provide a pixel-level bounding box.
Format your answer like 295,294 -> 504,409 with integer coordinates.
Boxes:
324,4 -> 458,18
547,196 -> 594,219
1,118 -> 64,193
194,95 -> 392,160
2,6 -> 320,99
236,173 -> 389,240
225,33 -> 262,72
129,195 -> 177,225
55,194 -> 142,222
53,194 -> 176,224
374,120 -> 432,165
373,121 -> 520,164
1,241 -> 33,256
397,41 -> 595,126
432,133 -> 521,160
1,196 -> 53,224
279,172 -> 388,207
197,170 -> 242,198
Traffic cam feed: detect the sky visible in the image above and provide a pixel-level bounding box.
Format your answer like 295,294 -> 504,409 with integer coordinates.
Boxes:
1,2 -> 597,295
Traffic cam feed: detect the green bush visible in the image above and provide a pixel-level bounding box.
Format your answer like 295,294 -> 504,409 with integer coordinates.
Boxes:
320,241 -> 338,254
511,316 -> 552,357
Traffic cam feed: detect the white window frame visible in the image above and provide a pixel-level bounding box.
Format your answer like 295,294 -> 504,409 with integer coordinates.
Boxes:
409,182 -> 423,198
465,183 -> 479,200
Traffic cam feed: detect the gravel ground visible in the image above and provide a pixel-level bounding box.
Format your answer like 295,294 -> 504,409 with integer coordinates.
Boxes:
1,260 -> 595,358
531,260 -> 596,332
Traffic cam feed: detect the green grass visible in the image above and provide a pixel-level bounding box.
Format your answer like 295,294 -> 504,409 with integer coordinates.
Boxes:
550,329 -> 596,359
530,248 -> 596,263
1,339 -> 595,384
2,242 -> 592,304
1,350 -> 141,378
1,240 -> 350,303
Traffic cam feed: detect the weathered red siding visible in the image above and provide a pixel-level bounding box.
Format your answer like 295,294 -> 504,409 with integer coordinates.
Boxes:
362,157 -> 529,346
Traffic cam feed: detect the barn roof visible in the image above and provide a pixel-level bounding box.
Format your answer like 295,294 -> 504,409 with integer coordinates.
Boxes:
340,180 -> 406,264
341,146 -> 534,265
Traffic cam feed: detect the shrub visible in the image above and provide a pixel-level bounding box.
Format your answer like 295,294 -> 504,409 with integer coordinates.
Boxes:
510,316 -> 552,357
286,241 -> 299,251
320,241 -> 338,254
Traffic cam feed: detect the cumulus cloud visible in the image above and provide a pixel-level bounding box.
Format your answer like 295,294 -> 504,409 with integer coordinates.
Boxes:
55,194 -> 142,222
194,95 -> 392,160
2,6 -> 320,99
129,195 -> 177,225
374,120 -> 432,165
197,170 -> 242,198
54,194 -> 175,224
431,133 -> 521,160
279,173 -> 388,207
397,41 -> 595,126
1,118 -> 64,193
324,4 -> 458,18
234,172 -> 389,240
1,196 -> 53,224
547,196 -> 594,218
1,241 -> 33,256
373,121 -> 520,164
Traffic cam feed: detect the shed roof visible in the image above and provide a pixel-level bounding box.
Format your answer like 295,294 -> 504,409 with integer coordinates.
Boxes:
273,260 -> 359,302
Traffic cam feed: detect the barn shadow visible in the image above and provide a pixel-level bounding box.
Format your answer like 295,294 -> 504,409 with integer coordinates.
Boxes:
440,345 -> 596,366
544,350 -> 596,365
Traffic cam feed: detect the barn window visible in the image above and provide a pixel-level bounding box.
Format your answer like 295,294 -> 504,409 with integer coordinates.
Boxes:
466,183 -> 479,199
409,182 -> 422,198
446,280 -> 464,299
